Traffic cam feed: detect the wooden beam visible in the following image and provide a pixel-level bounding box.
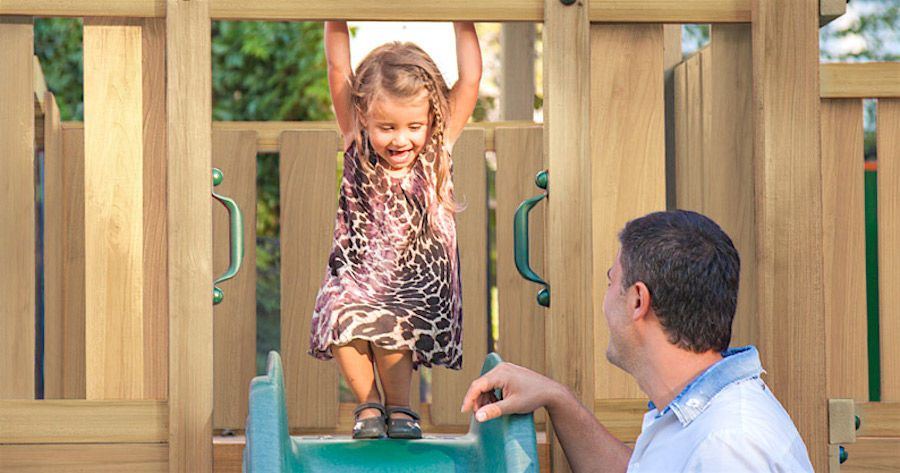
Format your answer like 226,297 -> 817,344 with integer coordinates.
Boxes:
166,0 -> 213,471
752,0 -> 827,470
545,0 -> 593,471
879,99 -> 900,401
0,400 -> 167,443
821,63 -> 900,99
856,401 -> 900,437
0,444 -> 167,473
0,16 -> 35,400
841,438 -> 900,473
819,0 -> 847,27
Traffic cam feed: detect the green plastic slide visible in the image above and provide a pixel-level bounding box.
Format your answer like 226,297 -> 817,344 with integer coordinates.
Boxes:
243,351 -> 539,472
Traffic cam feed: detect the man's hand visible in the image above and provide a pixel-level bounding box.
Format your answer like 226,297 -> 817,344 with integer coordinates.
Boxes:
460,362 -> 565,422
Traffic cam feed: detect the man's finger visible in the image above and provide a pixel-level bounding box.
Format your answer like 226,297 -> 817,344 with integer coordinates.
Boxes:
460,374 -> 496,413
475,398 -> 510,422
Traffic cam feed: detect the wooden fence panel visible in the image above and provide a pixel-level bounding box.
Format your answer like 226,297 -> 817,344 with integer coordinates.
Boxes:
0,16 -> 35,399
878,99 -> 900,401
212,130 -> 258,429
280,130 -> 340,429
430,129 -> 489,426
43,93 -> 65,399
821,99 -> 868,401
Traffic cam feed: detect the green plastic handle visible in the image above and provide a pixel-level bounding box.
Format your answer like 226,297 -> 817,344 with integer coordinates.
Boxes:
212,168 -> 244,305
513,170 -> 550,308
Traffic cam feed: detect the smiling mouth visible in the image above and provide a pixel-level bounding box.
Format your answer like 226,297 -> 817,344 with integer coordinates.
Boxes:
388,148 -> 413,159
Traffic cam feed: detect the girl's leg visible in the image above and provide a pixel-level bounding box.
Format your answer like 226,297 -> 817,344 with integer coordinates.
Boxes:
333,339 -> 381,419
372,347 -> 415,420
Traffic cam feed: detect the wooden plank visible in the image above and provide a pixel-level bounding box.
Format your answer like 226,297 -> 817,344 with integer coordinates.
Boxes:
212,130 -> 258,429
842,438 -> 900,473
708,25 -> 757,347
856,401 -> 900,437
819,0 -> 847,27
589,0 -> 748,23
431,129 -> 489,426
752,0 -> 827,469
676,52 -> 704,210
0,16 -> 35,400
500,23 -> 536,121
43,93 -> 65,399
280,130 -> 340,429
0,443 -> 168,473
879,99 -> 900,401
593,399 -> 647,443
663,24 -> 681,209
142,17 -> 168,400
821,63 -> 900,99
544,0 -> 592,470
0,400 -> 167,443
166,0 -> 213,471
83,17 -> 146,400
591,24 -> 665,400
821,99 -> 868,400
61,125 -> 87,399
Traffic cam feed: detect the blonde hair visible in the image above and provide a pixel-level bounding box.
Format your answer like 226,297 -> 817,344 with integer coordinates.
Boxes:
351,42 -> 457,212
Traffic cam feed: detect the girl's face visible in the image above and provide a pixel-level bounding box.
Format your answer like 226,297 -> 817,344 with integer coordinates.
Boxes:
364,92 -> 431,174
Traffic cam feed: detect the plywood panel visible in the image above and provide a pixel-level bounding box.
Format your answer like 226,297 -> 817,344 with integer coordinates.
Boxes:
591,24 -> 665,400
280,130 -> 340,428
821,99 -> 868,400
212,130 -> 258,429
431,129 -> 489,426
0,443 -> 167,473
0,400 -> 166,443
878,99 -> 900,401
0,16 -> 35,399
44,93 -> 65,399
166,0 -> 213,470
83,17 -> 145,399
708,25 -> 757,347
61,125 -> 87,399
752,0 -> 827,468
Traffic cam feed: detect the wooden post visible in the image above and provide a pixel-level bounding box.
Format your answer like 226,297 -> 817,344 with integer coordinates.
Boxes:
167,0 -> 213,470
544,0 -> 593,470
878,99 -> 900,401
500,23 -> 535,121
663,25 -> 681,209
752,0 -> 827,468
0,16 -> 35,399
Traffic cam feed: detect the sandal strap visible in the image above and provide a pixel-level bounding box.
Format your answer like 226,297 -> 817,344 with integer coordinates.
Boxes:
353,403 -> 386,417
385,406 -> 420,420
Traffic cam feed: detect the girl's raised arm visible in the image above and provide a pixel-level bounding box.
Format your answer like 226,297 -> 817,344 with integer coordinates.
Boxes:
325,21 -> 355,147
445,22 -> 482,147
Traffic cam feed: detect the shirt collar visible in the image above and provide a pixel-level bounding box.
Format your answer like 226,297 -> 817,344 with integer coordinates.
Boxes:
648,345 -> 763,427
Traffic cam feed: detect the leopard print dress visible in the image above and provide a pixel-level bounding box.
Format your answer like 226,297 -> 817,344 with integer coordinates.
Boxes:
308,139 -> 463,370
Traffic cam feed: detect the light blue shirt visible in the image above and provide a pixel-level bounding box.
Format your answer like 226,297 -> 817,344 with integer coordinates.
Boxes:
627,346 -> 814,472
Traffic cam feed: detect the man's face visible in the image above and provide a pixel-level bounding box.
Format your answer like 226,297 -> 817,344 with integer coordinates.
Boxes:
603,250 -> 635,371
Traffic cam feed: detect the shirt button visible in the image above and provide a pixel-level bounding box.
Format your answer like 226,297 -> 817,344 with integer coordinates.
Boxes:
686,398 -> 701,409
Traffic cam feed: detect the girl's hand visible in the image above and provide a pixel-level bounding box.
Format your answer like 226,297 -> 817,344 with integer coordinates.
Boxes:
446,22 -> 482,147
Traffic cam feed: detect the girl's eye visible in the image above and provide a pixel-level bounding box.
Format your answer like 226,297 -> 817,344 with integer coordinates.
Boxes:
380,126 -> 392,131
410,125 -> 422,131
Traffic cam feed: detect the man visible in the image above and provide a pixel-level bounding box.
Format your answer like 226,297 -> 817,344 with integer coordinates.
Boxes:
461,210 -> 813,472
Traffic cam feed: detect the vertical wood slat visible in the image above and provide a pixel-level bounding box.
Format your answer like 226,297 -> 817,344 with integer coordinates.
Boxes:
83,17 -> 145,399
430,129 -> 489,426
495,126 -> 546,407
663,24 -> 681,209
500,23 -> 536,121
142,17 -> 168,400
43,93 -> 65,399
212,131 -> 258,429
167,0 -> 213,470
674,50 -> 706,211
821,99 -> 868,400
708,25 -> 757,348
280,130 -> 340,429
752,0 -> 827,469
0,16 -> 35,399
879,99 -> 900,401
591,24 -> 666,400
61,125 -> 87,399
545,0 -> 592,470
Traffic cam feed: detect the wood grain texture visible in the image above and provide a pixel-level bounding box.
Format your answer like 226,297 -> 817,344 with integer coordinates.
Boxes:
280,130 -> 340,429
43,93 -> 65,399
591,24 -> 665,400
61,125 -> 87,399
0,16 -> 35,399
0,443 -> 168,473
430,129 -> 489,426
212,131 -> 258,429
856,401 -> 900,437
820,63 -> 900,99
0,400 -> 167,443
544,0 -> 593,470
83,17 -> 146,399
878,99 -> 900,401
821,99 -> 868,400
841,438 -> 900,473
752,0 -> 827,468
500,23 -> 536,121
166,0 -> 213,471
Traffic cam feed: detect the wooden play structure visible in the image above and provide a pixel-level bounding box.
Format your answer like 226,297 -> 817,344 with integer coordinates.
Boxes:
2,0 -> 899,472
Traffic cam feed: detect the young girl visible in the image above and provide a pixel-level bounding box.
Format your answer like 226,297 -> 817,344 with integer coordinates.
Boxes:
309,21 -> 481,439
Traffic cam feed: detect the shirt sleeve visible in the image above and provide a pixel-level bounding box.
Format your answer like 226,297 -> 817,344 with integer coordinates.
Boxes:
683,430 -> 814,473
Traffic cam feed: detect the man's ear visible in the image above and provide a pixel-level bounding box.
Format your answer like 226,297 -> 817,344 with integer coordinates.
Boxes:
630,281 -> 652,322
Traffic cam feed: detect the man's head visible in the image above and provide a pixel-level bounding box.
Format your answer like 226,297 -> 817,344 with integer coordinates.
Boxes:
603,210 -> 740,371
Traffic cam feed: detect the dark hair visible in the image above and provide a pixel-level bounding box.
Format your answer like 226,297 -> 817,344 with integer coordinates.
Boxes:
618,210 -> 739,353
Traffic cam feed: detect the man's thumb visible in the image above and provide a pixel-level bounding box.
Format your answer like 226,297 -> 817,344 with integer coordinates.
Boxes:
475,399 -> 510,422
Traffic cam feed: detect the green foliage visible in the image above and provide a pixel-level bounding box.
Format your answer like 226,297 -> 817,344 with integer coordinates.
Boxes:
820,2 -> 900,61
34,18 -> 84,121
